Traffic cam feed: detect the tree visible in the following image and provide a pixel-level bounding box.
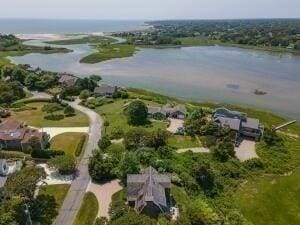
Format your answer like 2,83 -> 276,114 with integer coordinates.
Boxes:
109,211 -> 156,225
193,161 -> 220,197
98,135 -> 111,150
147,129 -> 168,149
124,128 -> 149,150
124,100 -> 148,125
184,109 -> 207,136
89,150 -> 116,182
31,194 -> 58,225
79,89 -> 90,100
90,75 -> 102,82
27,136 -> 42,152
49,155 -> 76,175
263,128 -> 283,146
117,152 -> 140,184
3,167 -> 46,200
64,105 -> 75,116
212,140 -> 235,162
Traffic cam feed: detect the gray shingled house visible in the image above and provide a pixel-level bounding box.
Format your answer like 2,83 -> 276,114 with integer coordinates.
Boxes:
213,107 -> 263,141
127,166 -> 171,218
148,104 -> 187,120
58,74 -> 79,87
93,85 -> 116,97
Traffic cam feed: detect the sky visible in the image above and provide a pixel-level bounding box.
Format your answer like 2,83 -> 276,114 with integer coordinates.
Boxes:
1,0 -> 300,20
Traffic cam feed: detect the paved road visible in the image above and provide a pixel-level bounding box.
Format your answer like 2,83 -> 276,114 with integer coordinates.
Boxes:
26,90 -> 103,225
54,99 -> 102,225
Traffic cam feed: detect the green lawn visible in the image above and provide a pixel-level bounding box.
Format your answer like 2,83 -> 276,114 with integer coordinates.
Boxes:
74,192 -> 98,225
50,132 -> 87,157
46,35 -> 117,45
80,44 -> 137,64
95,99 -> 168,138
178,37 -> 216,46
11,102 -> 89,127
39,184 -> 70,210
236,170 -> 300,225
168,135 -> 201,149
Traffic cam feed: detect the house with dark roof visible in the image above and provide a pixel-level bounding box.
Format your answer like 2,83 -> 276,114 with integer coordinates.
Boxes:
213,108 -> 263,141
58,74 -> 79,87
127,166 -> 171,218
94,85 -> 116,97
148,104 -> 187,120
0,119 -> 49,151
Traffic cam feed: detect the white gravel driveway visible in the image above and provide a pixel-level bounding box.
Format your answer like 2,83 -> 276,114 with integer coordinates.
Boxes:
87,179 -> 122,218
38,127 -> 89,139
235,139 -> 258,161
167,118 -> 184,133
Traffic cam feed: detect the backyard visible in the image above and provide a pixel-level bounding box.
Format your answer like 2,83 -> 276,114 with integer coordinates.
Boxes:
10,102 -> 89,127
50,132 -> 87,157
95,99 -> 168,138
236,170 -> 300,225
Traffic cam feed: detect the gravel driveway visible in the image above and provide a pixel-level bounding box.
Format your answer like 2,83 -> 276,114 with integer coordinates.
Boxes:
39,127 -> 89,139
87,179 -> 122,218
235,139 -> 258,161
167,118 -> 184,133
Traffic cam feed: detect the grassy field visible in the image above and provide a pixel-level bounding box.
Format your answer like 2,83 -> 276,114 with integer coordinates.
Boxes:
74,192 -> 98,225
10,102 -> 89,127
95,99 -> 168,137
39,184 -> 70,210
80,44 -> 137,64
168,135 -> 201,149
46,35 -> 117,45
236,170 -> 300,225
50,132 -> 87,157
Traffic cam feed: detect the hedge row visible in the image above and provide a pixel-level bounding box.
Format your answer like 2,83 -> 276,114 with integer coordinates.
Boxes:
75,135 -> 86,157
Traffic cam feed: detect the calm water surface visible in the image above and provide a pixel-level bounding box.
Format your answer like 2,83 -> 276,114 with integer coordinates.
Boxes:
9,39 -> 300,119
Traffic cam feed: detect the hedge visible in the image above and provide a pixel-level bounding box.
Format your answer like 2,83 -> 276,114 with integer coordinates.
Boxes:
75,135 -> 86,157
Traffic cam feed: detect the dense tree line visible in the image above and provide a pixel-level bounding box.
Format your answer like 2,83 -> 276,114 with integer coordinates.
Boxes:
148,19 -> 300,49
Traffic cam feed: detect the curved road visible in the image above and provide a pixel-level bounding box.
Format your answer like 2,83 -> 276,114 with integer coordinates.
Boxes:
54,99 -> 102,225
26,91 -> 102,225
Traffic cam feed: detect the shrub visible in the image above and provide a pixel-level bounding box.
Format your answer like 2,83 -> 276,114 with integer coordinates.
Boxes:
110,127 -> 124,139
75,135 -> 86,157
64,105 -> 75,116
98,135 -> 111,150
31,149 -> 51,159
244,158 -> 264,171
44,114 -> 64,120
49,155 -> 76,175
42,103 -> 63,113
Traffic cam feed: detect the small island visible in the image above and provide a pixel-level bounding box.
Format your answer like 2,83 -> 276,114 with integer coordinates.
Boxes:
254,89 -> 267,95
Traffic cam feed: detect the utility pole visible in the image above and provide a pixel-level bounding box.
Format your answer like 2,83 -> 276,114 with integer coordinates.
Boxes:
24,203 -> 33,225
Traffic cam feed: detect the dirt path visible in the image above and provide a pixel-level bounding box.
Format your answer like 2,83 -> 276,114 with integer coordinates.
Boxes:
177,147 -> 210,153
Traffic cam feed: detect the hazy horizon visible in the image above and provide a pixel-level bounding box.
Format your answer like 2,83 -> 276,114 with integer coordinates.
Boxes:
1,0 -> 299,20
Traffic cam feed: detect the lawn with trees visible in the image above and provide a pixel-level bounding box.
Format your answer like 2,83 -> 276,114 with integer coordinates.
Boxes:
89,88 -> 300,225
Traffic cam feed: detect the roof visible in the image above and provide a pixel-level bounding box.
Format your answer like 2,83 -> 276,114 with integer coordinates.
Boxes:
127,166 -> 171,213
58,74 -> 78,87
213,107 -> 246,120
0,119 -> 45,142
242,118 -> 260,130
94,85 -> 115,95
147,106 -> 167,116
215,116 -> 241,131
